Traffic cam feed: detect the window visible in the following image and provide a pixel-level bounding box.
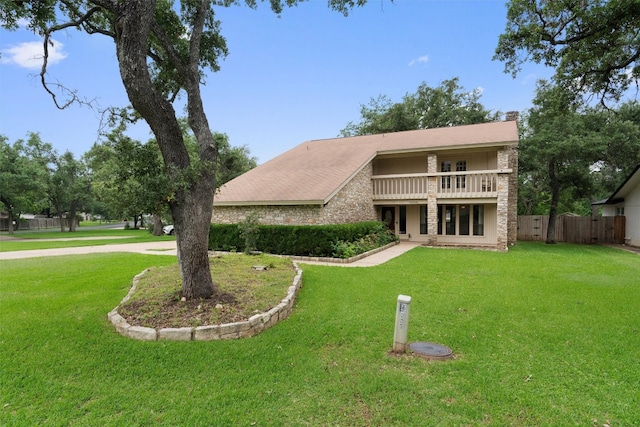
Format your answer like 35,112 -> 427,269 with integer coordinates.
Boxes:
615,207 -> 625,216
399,206 -> 407,234
473,205 -> 484,236
441,161 -> 451,189
456,161 -> 467,189
420,205 -> 428,234
445,205 -> 456,235
436,204 -> 485,237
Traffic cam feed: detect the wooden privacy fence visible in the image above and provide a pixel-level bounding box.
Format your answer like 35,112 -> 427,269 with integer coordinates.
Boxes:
518,215 -> 625,244
0,217 -> 77,231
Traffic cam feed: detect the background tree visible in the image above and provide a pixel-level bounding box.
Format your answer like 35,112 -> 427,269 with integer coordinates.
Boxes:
519,80 -> 640,243
86,125 -> 255,235
1,0 -> 361,300
86,127 -> 171,235
598,101 -> 640,189
519,96 -> 640,220
341,78 -> 500,136
585,103 -> 640,217
214,132 -> 258,186
0,133 -> 53,234
48,151 -> 90,232
495,0 -> 640,103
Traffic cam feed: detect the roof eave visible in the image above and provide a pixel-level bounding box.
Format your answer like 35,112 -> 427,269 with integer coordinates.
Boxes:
214,200 -> 325,207
376,140 -> 518,156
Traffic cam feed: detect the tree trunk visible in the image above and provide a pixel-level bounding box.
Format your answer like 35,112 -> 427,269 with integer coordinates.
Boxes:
1,196 -> 15,234
7,211 -> 15,234
152,213 -> 163,236
54,200 -> 65,232
546,161 -> 559,244
113,1 -> 215,299
69,202 -> 77,232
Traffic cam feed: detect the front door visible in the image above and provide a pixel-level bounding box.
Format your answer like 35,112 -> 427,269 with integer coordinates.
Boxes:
381,206 -> 395,232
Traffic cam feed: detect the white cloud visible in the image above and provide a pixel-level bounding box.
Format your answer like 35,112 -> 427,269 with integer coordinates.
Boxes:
408,55 -> 429,67
1,39 -> 67,70
16,18 -> 31,28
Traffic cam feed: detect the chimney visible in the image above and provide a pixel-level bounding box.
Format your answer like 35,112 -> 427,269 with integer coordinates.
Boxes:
505,111 -> 519,122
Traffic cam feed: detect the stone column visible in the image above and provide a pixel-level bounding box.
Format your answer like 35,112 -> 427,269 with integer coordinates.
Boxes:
507,145 -> 519,246
496,149 -> 510,250
427,154 -> 438,245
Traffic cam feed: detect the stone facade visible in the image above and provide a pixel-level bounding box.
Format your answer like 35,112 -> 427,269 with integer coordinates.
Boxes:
496,148 -> 511,249
211,204 -> 323,225
211,164 -> 377,226
426,154 -> 439,245
506,144 -> 519,246
320,164 -> 377,224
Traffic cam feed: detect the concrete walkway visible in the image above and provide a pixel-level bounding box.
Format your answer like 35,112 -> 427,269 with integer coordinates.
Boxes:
295,241 -> 422,267
0,240 -> 422,266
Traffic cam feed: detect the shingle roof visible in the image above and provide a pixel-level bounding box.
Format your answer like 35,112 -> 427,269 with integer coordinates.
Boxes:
214,121 -> 519,205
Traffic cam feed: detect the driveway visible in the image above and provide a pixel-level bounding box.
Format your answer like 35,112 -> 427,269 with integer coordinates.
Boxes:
0,240 -> 178,260
0,239 -> 421,266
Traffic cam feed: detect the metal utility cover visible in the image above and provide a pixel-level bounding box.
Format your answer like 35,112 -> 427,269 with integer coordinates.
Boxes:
409,342 -> 453,360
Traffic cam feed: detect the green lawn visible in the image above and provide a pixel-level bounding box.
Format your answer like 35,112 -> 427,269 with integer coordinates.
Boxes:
1,242 -> 638,426
78,220 -> 122,227
0,229 -> 174,252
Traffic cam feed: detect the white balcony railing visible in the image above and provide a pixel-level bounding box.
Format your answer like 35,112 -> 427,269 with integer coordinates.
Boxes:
372,172 -> 498,200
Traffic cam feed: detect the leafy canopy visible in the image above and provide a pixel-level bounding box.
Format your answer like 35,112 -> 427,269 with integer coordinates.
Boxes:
495,0 -> 640,103
0,133 -> 54,217
518,81 -> 640,220
341,78 -> 500,136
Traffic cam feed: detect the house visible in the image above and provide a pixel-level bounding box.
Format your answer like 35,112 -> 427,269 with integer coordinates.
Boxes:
212,118 -> 519,250
595,164 -> 640,247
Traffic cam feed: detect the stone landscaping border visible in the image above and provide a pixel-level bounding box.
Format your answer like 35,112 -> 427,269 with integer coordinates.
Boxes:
108,262 -> 303,341
289,240 -> 399,264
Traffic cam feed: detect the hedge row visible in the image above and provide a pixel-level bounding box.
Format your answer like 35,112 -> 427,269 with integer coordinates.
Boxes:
209,221 -> 391,257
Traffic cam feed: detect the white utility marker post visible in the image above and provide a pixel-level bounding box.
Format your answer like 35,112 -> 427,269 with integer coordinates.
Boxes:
393,294 -> 412,353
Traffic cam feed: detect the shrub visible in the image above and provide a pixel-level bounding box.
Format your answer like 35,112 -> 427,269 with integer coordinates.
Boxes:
238,211 -> 260,254
209,221 -> 395,257
209,224 -> 242,252
331,226 -> 397,258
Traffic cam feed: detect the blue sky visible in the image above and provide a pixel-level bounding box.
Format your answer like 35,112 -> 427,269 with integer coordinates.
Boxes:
0,0 -> 553,164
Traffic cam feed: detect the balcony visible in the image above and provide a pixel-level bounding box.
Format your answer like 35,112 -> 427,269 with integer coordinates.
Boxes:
372,172 -> 498,200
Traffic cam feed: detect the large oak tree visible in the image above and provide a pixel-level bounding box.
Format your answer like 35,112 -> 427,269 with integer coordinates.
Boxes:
519,81 -> 640,243
1,0 -> 361,299
495,0 -> 640,103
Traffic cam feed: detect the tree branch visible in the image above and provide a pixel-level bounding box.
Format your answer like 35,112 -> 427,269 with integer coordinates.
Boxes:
150,21 -> 190,81
188,0 -> 209,74
41,6 -> 106,109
